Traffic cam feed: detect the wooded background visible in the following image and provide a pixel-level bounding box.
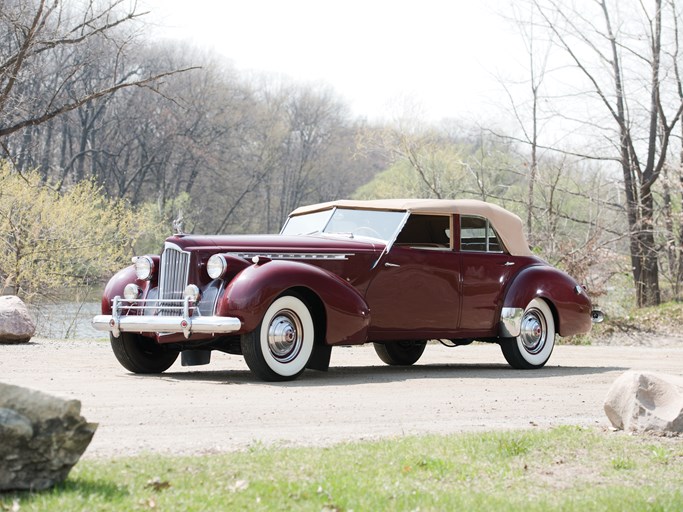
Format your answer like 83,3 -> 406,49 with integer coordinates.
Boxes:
1,0 -> 683,313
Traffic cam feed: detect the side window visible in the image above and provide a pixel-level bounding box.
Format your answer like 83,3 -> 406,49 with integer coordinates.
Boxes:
394,215 -> 451,248
460,216 -> 504,253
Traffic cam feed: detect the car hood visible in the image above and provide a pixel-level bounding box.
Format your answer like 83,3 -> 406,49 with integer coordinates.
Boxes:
163,233 -> 384,255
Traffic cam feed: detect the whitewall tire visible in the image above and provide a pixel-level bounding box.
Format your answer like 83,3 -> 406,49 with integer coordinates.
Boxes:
500,298 -> 555,369
241,294 -> 315,381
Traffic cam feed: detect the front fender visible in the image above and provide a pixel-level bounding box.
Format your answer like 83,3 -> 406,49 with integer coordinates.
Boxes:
101,265 -> 137,314
502,265 -> 593,337
217,260 -> 370,345
100,257 -> 159,314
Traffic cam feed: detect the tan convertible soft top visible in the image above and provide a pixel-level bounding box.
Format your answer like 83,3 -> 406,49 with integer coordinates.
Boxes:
290,198 -> 532,256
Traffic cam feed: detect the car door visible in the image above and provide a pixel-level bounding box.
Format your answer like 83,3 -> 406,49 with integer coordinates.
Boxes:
364,214 -> 461,340
458,214 -> 518,334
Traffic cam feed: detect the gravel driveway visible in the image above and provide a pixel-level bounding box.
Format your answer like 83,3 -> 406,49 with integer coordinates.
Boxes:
1,339 -> 682,458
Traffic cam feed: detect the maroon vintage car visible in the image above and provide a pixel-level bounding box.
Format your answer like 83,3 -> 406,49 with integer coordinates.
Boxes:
93,199 -> 602,381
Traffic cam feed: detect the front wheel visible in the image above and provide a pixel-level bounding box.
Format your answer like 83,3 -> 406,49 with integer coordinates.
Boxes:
241,294 -> 315,381
110,332 -> 179,374
500,298 -> 555,369
374,340 -> 427,366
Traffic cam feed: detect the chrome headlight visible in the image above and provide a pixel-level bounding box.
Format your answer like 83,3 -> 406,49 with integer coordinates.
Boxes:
207,254 -> 227,279
184,284 -> 200,302
123,283 -> 142,300
133,256 -> 154,280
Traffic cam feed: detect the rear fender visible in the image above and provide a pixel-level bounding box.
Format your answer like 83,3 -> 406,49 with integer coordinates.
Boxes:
217,260 -> 370,345
502,265 -> 592,337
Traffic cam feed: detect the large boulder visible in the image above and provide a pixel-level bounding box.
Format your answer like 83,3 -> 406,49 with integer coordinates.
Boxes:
0,383 -> 97,491
604,371 -> 683,433
0,295 -> 36,344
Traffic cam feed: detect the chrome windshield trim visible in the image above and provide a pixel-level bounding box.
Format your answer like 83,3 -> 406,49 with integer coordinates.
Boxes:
321,206 -> 337,232
372,210 -> 410,269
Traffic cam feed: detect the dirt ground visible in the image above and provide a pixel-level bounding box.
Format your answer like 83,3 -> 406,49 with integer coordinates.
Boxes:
1,339 -> 682,459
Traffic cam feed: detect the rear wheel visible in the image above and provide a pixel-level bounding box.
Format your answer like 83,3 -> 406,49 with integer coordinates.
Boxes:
374,340 -> 427,366
500,298 -> 555,369
241,294 -> 315,381
110,332 -> 179,374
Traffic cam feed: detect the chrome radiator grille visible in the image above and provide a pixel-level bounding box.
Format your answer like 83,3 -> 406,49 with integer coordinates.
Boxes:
158,244 -> 190,316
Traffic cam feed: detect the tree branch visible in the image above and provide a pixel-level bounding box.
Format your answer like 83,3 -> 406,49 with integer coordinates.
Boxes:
0,67 -> 198,138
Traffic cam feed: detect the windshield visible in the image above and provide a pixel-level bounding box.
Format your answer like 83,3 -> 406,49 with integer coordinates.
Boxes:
281,208 -> 407,243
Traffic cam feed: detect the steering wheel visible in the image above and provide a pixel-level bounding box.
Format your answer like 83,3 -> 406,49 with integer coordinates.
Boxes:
354,227 -> 382,238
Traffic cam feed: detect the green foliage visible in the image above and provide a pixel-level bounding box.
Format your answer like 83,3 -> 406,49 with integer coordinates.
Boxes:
355,139 -> 519,202
354,160 -> 423,199
611,456 -> 636,471
0,164 -> 153,300
3,427 -> 683,511
496,434 -> 532,457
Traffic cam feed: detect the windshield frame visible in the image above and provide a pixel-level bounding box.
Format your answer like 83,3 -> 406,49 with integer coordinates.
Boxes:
279,207 -> 336,236
281,207 -> 409,245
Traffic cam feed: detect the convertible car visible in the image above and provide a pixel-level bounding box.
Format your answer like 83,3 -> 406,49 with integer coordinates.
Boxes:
93,199 -> 602,381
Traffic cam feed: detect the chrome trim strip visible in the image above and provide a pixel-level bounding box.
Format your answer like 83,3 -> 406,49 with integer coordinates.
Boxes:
500,307 -> 524,337
210,279 -> 224,316
233,252 -> 353,261
322,206 -> 337,232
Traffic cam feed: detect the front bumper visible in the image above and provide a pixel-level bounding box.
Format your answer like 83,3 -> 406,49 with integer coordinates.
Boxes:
92,296 -> 241,339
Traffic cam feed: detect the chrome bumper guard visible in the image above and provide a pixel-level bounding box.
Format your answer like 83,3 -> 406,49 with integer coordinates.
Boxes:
500,307 -> 524,337
92,296 -> 241,339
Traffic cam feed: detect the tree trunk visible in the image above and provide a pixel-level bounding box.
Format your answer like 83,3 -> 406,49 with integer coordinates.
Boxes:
632,188 -> 660,307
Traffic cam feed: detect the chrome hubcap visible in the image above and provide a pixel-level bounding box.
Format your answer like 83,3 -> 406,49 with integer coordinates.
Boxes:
519,308 -> 546,354
267,309 -> 303,363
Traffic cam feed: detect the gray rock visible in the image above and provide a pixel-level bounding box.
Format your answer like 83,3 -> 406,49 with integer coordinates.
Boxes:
0,382 -> 97,491
0,295 -> 36,344
604,371 -> 683,433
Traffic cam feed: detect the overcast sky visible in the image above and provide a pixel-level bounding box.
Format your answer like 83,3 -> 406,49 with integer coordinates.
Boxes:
143,0 -> 524,123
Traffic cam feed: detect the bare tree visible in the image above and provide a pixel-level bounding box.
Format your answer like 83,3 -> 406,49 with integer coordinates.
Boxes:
0,0 -> 194,146
0,2 -> 378,240
660,0 -> 683,299
496,2 -> 557,240
525,0 -> 683,307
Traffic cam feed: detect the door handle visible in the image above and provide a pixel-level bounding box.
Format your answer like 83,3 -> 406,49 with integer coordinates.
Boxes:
384,262 -> 400,268
503,261 -> 515,266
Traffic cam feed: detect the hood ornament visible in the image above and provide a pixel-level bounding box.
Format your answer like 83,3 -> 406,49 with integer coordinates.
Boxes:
172,212 -> 185,235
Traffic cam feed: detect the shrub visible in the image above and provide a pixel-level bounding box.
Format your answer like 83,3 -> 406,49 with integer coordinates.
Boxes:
0,164 -> 148,300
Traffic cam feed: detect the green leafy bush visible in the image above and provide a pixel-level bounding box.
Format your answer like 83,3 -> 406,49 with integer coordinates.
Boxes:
0,164 -> 155,300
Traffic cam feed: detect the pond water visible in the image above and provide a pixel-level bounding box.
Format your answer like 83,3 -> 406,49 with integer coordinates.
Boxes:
31,302 -> 108,340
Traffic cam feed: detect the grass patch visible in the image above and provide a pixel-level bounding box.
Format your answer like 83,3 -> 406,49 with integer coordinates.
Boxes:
2,427 -> 682,511
616,301 -> 683,334
564,301 -> 683,345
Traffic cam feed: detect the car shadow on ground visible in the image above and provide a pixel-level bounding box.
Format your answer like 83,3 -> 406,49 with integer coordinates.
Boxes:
148,362 -> 628,387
